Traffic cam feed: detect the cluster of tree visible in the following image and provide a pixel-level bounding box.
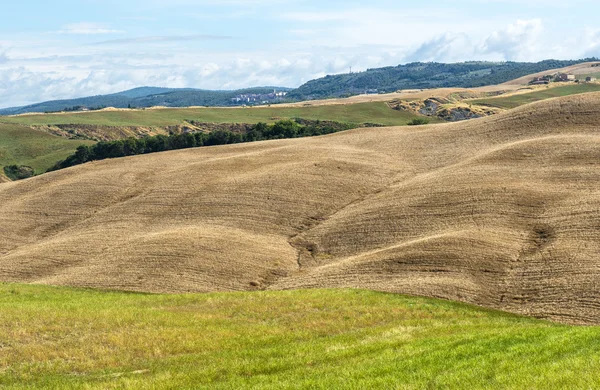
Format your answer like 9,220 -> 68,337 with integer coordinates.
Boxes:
47,105 -> 107,114
3,165 -> 35,180
287,59 -> 599,100
49,119 -> 355,172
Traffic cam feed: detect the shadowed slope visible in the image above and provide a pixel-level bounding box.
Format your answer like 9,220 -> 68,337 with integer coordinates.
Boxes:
1,93 -> 600,323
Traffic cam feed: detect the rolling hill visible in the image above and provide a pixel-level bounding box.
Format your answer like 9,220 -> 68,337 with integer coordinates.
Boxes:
0,102 -> 427,128
287,59 -> 598,100
1,59 -> 597,116
470,83 -> 600,109
1,93 -> 600,324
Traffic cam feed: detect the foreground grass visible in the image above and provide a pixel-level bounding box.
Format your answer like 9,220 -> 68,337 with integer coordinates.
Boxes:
0,124 -> 94,174
0,102 -> 433,127
1,285 -> 600,389
471,83 -> 600,109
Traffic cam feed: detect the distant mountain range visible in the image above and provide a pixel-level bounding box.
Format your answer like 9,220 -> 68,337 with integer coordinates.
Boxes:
0,87 -> 292,116
1,59 -> 597,115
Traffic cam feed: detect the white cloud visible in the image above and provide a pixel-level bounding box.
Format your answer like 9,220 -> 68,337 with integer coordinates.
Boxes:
583,29 -> 600,58
404,19 -> 547,63
90,35 -> 233,45
481,19 -> 544,61
406,34 -> 478,63
54,23 -> 125,35
0,11 -> 597,109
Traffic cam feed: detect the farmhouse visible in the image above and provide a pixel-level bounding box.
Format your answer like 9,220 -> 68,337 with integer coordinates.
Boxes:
529,77 -> 549,85
586,76 -> 597,82
529,75 -> 553,85
555,73 -> 575,82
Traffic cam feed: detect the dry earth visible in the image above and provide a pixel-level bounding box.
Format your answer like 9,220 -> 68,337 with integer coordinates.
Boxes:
276,85 -> 522,108
1,93 -> 600,324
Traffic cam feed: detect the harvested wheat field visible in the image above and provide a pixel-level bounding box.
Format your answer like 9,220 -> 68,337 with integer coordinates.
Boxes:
1,93 -> 600,324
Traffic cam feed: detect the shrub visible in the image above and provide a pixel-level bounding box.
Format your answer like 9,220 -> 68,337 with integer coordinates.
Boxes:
3,165 -> 35,181
407,118 -> 430,126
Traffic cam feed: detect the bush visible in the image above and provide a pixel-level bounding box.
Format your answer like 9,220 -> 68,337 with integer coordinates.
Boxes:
407,118 -> 430,126
3,165 -> 35,181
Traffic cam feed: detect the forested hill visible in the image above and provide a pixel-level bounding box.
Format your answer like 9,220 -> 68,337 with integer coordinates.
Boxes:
0,87 -> 291,115
287,59 -> 598,100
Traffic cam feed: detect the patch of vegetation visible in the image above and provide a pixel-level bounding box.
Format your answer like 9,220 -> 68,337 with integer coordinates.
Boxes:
3,165 -> 34,180
470,83 -> 600,109
49,119 -> 356,172
0,124 -> 95,176
576,72 -> 600,81
2,102 -> 432,128
407,118 -> 430,125
1,284 -> 600,389
288,59 -> 598,100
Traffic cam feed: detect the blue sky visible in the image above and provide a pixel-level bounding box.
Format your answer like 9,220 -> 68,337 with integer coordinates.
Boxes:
0,0 -> 599,108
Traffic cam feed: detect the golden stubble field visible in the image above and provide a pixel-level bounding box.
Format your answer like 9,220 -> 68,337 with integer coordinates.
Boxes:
1,92 -> 600,324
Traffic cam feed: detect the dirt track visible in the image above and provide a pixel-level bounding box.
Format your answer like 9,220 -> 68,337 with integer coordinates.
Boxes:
1,93 -> 600,324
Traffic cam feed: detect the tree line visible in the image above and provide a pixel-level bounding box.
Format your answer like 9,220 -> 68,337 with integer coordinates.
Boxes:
48,119 -> 355,172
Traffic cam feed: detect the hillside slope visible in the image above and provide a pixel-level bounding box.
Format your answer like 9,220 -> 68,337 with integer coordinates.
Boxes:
288,59 -> 596,100
503,61 -> 600,85
1,93 -> 600,323
0,124 -> 95,175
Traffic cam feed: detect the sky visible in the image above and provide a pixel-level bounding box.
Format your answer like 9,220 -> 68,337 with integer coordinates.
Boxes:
0,0 -> 599,108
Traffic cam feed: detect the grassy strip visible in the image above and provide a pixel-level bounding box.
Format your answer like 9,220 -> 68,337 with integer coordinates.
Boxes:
0,284 -> 599,389
0,102 -> 433,127
470,84 -> 600,109
0,124 -> 95,176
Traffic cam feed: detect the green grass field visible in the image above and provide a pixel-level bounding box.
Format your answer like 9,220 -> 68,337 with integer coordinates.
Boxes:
470,83 -> 600,109
0,124 -> 94,175
1,284 -> 599,389
0,102 -> 435,127
576,72 -> 600,81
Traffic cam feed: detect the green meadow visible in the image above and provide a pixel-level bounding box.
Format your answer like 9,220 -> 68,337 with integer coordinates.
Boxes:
0,102 -> 433,127
0,124 -> 94,175
1,284 -> 599,389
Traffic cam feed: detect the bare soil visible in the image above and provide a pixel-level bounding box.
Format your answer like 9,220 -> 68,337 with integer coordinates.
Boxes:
2,93 -> 600,324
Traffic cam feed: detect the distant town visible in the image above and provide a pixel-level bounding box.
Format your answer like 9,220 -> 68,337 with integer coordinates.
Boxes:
231,90 -> 288,105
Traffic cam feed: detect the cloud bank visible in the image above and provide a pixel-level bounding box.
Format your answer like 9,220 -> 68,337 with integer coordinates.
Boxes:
0,14 -> 597,108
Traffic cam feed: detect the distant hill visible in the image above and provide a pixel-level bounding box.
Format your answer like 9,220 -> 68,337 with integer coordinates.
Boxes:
287,59 -> 599,100
2,59 -> 598,115
0,87 -> 292,115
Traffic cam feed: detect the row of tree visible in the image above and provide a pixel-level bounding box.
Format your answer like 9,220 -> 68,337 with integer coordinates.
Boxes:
49,119 -> 355,172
